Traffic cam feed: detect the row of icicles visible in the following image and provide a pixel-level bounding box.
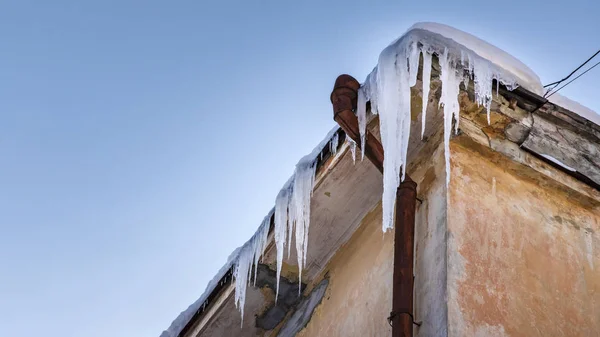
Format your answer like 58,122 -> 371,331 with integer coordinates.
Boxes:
232,33 -> 516,323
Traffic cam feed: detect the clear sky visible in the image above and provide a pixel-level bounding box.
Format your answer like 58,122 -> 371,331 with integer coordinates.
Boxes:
0,1 -> 598,336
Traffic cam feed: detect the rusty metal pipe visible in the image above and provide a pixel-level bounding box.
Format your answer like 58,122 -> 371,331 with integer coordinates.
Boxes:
330,74 -> 417,337
392,179 -> 417,337
330,74 -> 385,174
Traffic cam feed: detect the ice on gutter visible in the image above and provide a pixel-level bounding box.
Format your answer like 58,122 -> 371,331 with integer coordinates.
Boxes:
160,127 -> 341,336
160,211 -> 272,336
357,22 -> 544,232
274,126 -> 340,298
233,211 -> 272,324
159,247 -> 241,337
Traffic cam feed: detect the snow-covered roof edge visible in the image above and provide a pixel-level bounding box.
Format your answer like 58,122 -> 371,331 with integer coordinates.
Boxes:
159,126 -> 342,337
358,21 -> 599,232
547,93 -> 600,126
408,22 -> 543,95
406,23 -> 598,125
159,247 -> 240,337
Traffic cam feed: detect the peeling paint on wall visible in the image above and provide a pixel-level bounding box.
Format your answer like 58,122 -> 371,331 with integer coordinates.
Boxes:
277,278 -> 329,337
448,137 -> 600,337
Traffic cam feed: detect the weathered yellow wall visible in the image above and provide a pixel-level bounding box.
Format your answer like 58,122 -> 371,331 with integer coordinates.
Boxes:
294,201 -> 395,337
281,125 -> 600,337
293,142 -> 448,337
448,137 -> 600,337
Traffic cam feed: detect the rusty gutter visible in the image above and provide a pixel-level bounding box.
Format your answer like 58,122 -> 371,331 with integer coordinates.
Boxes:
331,74 -> 418,337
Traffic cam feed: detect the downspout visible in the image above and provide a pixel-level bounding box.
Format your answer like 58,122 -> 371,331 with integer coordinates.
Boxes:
330,74 -> 418,337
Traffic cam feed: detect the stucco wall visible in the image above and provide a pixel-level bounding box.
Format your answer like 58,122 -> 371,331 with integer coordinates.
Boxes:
447,137 -> 600,337
292,142 -> 448,337
412,142 -> 448,337
294,201 -> 395,337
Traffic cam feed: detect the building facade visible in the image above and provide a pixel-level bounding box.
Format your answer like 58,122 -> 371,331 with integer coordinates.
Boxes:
162,24 -> 600,337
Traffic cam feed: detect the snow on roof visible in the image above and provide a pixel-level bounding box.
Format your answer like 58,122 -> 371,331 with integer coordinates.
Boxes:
547,93 -> 600,126
160,247 -> 241,337
408,23 -> 599,125
361,22 -> 554,231
409,22 -> 544,96
360,22 -> 598,232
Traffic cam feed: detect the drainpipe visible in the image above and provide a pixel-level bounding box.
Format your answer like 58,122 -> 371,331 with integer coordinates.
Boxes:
392,179 -> 417,337
330,74 -> 385,174
331,74 -> 418,337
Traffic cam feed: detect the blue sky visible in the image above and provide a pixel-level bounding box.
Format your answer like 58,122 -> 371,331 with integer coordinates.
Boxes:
0,1 -> 598,336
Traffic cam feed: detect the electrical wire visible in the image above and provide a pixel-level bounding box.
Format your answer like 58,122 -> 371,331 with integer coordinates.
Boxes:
545,59 -> 600,99
543,49 -> 600,97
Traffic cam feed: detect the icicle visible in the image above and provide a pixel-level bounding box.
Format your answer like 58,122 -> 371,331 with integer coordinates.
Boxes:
360,25 -> 529,234
375,44 -> 402,232
372,38 -> 420,232
329,132 -> 339,155
164,25 -> 545,337
438,48 -> 462,186
274,180 -> 291,300
289,158 -> 317,291
472,57 -> 495,125
421,50 -> 432,139
357,71 -> 380,161
253,212 -> 272,286
357,86 -> 367,160
286,195 -> 294,260
496,77 -> 499,96
233,212 -> 273,324
366,69 -> 379,115
275,142 -> 328,297
233,244 -> 252,325
272,128 -> 337,297
467,53 -> 474,75
346,135 -> 357,164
